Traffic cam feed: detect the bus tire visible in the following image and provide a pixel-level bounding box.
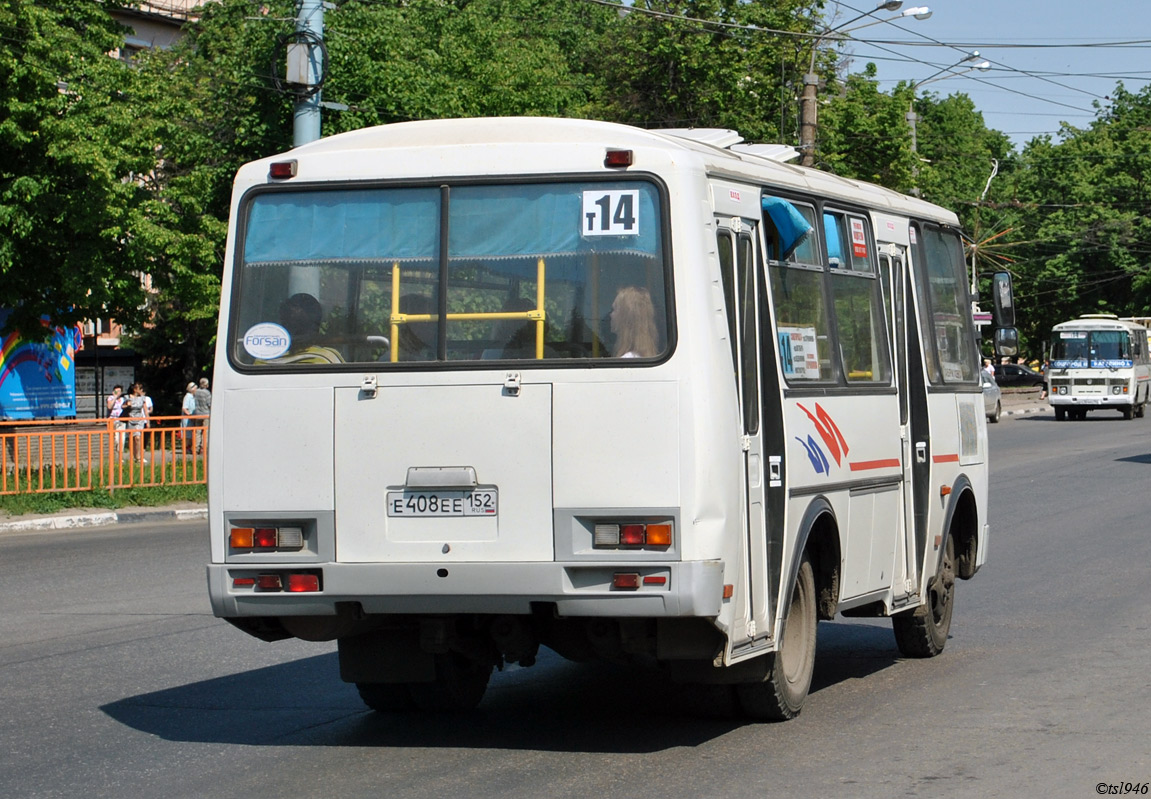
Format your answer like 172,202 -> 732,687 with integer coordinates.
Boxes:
1137,404 -> 1146,418
1054,407 -> 1066,421
1123,405 -> 1134,420
736,555 -> 817,721
892,534 -> 955,658
356,682 -> 416,712
988,401 -> 1001,423
407,653 -> 491,711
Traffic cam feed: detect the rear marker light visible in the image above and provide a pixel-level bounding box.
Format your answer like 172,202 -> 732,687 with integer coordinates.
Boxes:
287,573 -> 320,592
256,574 -> 282,591
253,528 -> 278,548
612,573 -> 641,590
620,524 -> 645,546
723,584 -> 734,599
643,575 -> 667,586
233,577 -> 256,588
604,149 -> 634,168
269,160 -> 297,179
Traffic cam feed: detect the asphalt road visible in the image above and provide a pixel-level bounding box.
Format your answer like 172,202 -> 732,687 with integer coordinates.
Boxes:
1,410 -> 1149,799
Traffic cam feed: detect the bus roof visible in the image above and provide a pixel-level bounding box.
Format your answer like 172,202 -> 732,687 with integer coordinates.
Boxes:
1052,315 -> 1147,332
249,117 -> 959,226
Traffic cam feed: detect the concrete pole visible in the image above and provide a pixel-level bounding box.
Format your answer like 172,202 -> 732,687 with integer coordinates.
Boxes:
799,72 -> 819,167
907,101 -> 920,197
292,0 -> 324,148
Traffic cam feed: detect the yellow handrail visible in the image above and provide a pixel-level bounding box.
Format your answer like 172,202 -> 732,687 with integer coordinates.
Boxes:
389,258 -> 547,362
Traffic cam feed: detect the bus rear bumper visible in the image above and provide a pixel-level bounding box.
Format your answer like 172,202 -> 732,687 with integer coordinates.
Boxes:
207,559 -> 725,619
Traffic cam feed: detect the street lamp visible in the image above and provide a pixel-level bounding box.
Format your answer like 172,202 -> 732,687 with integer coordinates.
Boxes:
799,2 -> 933,166
907,52 -> 991,194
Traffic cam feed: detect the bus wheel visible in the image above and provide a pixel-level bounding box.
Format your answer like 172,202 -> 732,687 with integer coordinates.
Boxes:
736,554 -> 817,721
1123,406 -> 1134,420
356,682 -> 416,712
893,534 -> 955,658
407,653 -> 492,711
1054,407 -> 1066,421
988,401 -> 1001,423
1137,404 -> 1146,418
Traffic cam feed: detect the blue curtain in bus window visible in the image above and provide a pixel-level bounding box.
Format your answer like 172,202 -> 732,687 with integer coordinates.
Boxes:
242,188 -> 441,264
823,212 -> 843,266
448,183 -> 661,281
761,196 -> 812,259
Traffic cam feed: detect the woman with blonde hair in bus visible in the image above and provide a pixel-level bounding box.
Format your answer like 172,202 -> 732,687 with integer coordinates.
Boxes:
610,285 -> 659,358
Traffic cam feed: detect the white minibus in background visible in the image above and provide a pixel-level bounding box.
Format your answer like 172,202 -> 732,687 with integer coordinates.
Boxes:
206,118 -> 1010,719
1048,314 -> 1151,420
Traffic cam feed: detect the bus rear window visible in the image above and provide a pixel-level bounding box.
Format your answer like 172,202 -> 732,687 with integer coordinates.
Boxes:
231,181 -> 669,367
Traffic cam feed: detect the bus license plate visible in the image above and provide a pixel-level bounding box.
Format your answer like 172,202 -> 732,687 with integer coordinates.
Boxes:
387,489 -> 498,517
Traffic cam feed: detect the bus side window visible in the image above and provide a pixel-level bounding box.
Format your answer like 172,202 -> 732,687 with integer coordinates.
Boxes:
824,210 -> 890,384
762,198 -> 832,382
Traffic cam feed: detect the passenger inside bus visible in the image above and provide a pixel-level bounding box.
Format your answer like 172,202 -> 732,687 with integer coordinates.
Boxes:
272,293 -> 343,364
610,285 -> 660,358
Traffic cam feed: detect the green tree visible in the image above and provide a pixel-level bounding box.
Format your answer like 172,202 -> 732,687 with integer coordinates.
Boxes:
816,63 -> 914,188
1005,84 -> 1151,350
590,0 -> 821,141
0,0 -> 155,337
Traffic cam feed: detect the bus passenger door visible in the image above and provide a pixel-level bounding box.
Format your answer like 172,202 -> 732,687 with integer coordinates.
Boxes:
881,249 -> 920,597
717,219 -> 771,643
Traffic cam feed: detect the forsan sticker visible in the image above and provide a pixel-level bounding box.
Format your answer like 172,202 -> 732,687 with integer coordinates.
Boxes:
243,322 -> 291,360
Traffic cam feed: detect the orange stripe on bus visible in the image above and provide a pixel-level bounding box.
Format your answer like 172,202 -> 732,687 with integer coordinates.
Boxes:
932,453 -> 960,463
849,459 -> 901,471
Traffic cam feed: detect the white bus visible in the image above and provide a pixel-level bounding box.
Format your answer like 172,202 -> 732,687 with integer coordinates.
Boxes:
1048,314 -> 1151,420
206,118 -> 1009,719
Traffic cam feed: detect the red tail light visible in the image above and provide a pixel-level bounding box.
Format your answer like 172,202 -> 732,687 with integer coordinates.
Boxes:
287,573 -> 321,592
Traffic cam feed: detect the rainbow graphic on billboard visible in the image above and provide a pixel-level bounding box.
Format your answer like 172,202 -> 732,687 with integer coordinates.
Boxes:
0,309 -> 80,420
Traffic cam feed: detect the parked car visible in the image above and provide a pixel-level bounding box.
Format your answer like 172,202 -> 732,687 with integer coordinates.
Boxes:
994,362 -> 1046,388
982,371 -> 1002,423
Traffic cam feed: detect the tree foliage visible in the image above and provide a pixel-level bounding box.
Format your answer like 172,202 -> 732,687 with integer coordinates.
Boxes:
9,0 -> 1151,379
0,0 -> 154,336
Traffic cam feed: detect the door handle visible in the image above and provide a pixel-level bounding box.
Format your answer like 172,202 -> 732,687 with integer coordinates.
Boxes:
915,441 -> 927,464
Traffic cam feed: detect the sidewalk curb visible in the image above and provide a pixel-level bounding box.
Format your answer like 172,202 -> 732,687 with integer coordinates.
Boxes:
0,506 -> 207,534
1003,405 -> 1048,417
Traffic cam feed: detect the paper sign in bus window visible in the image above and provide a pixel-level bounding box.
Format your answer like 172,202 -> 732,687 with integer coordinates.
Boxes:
850,218 -> 867,258
582,190 -> 640,237
778,326 -> 819,379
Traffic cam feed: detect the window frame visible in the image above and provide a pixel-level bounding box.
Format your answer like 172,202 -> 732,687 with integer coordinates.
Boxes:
226,173 -> 677,374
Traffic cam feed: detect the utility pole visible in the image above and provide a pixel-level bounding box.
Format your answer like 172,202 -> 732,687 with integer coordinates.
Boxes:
288,0 -> 325,147
798,3 -> 932,168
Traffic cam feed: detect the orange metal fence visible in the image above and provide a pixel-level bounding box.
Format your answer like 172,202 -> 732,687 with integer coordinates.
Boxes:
0,415 -> 207,495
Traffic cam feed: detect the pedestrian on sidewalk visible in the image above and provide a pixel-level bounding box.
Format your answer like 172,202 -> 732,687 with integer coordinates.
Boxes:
106,385 -> 126,458
181,382 -> 196,450
193,377 -> 211,454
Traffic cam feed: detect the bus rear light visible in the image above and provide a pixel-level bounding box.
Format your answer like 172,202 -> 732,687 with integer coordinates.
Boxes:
604,149 -> 633,168
229,525 -> 304,551
612,572 -> 641,590
619,524 -> 645,545
230,528 -> 254,548
592,521 -> 674,549
256,574 -> 282,590
643,575 -> 667,586
269,160 -> 297,179
287,573 -> 321,592
232,577 -> 256,588
645,524 -> 672,546
594,524 -> 620,546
